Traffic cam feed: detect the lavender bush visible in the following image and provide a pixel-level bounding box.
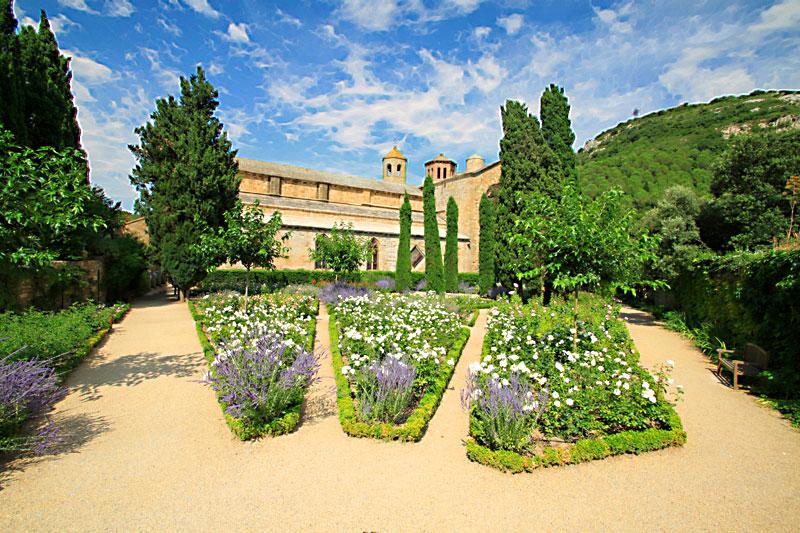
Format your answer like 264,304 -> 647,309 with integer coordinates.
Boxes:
0,351 -> 66,454
462,370 -> 548,452
318,282 -> 370,304
415,279 -> 427,291
206,333 -> 320,425
458,281 -> 479,294
374,278 -> 395,291
349,357 -> 416,423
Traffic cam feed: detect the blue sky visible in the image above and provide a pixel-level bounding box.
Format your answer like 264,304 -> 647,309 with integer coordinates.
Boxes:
13,0 -> 800,210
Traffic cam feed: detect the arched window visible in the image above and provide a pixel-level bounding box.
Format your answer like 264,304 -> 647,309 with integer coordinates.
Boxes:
366,238 -> 379,270
437,167 -> 441,179
396,163 -> 402,173
386,163 -> 392,176
443,167 -> 448,179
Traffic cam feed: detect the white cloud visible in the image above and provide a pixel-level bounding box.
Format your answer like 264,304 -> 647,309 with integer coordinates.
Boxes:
337,0 -> 398,32
105,0 -> 134,17
473,26 -> 491,40
276,7 -> 302,28
58,0 -> 99,15
208,62 -> 224,75
50,14 -> 81,34
181,0 -> 221,19
64,50 -> 119,85
749,0 -> 800,33
225,22 -> 250,43
497,13 -> 523,35
158,17 -> 182,36
140,48 -> 181,89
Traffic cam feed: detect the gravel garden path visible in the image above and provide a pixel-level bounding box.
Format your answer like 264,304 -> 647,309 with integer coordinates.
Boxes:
1,292 -> 799,531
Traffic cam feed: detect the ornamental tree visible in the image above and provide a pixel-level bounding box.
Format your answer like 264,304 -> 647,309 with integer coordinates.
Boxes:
422,175 -> 444,293
199,200 -> 289,308
309,222 -> 371,281
395,193 -> 412,291
0,128 -> 102,269
129,66 -> 240,300
444,196 -> 459,292
478,193 -> 495,295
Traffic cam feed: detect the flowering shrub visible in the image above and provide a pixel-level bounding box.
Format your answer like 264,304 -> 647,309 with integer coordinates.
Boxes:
333,293 -> 462,423
0,352 -> 66,454
206,333 -> 319,426
374,278 -> 395,291
193,293 -> 319,436
318,282 -> 370,304
467,296 -> 680,452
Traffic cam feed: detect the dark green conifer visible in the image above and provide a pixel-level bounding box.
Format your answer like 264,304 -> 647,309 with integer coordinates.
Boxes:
540,83 -> 576,184
478,193 -> 495,295
444,196 -> 459,292
422,174 -> 444,293
395,193 -> 412,291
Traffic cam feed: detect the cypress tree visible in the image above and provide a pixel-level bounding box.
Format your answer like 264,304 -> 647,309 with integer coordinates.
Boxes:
494,99 -> 561,290
478,193 -> 495,295
129,66 -> 240,299
395,193 -> 412,291
0,0 -> 25,140
422,174 -> 444,293
540,83 -> 576,184
444,196 -> 458,292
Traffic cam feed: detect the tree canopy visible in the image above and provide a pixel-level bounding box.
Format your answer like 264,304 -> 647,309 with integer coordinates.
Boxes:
423,175 -> 444,292
309,222 -> 371,279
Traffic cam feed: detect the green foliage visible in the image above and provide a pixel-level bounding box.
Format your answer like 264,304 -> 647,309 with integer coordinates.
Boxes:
576,90 -> 800,207
444,196 -> 459,292
513,184 -> 661,304
423,175 -> 444,292
129,66 -> 239,298
641,185 -> 708,281
395,193 -> 412,291
0,302 -> 128,372
199,200 -> 288,302
309,222 -> 371,278
540,83 -> 577,183
99,234 -> 148,302
699,128 -> 800,251
478,193 -> 495,295
0,128 -> 103,268
0,4 -> 82,151
495,99 -> 563,289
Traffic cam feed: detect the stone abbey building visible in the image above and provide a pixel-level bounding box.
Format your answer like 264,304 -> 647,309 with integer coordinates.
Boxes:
237,147 -> 501,273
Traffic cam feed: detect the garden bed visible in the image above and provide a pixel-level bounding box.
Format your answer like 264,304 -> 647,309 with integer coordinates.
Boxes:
189,293 -> 319,440
463,296 -> 686,472
327,292 -> 471,441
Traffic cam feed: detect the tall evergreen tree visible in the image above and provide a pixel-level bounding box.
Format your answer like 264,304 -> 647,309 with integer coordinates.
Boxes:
494,99 -> 561,291
540,83 -> 576,184
395,193 -> 412,291
129,66 -> 240,299
422,175 -> 444,293
444,196 -> 459,292
0,0 -> 25,140
478,193 -> 495,295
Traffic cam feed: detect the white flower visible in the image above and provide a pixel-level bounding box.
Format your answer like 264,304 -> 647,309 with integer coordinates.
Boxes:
447,358 -> 455,366
554,400 -> 561,408
613,388 -> 621,396
565,398 -> 574,406
552,391 -> 560,399
666,359 -> 675,368
555,362 -> 564,372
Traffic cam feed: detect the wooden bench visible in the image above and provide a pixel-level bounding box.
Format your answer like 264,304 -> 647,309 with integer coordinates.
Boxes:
717,343 -> 769,390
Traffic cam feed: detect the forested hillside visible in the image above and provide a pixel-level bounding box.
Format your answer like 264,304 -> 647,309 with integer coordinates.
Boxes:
576,90 -> 800,207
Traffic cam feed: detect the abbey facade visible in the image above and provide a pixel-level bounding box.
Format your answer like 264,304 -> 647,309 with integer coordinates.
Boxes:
237,147 -> 501,273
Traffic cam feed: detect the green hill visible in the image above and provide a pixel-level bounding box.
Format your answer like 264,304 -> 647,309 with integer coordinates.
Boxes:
576,90 -> 800,207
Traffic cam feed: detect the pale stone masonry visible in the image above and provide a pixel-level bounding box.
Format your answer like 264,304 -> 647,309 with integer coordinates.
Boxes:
237,146 -> 501,273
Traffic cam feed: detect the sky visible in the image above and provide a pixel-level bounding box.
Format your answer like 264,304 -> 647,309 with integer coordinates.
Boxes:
13,0 -> 800,210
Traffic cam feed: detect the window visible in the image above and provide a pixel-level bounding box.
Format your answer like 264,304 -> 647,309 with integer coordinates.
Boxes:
437,167 -> 441,179
386,163 -> 392,176
317,183 -> 329,201
443,167 -> 447,179
268,176 -> 281,195
396,163 -> 402,173
366,239 -> 379,270
314,237 -> 327,269
410,245 -> 423,268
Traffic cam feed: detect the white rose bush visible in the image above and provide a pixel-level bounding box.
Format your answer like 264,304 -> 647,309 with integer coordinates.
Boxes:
329,292 -> 470,440
464,295 -> 686,471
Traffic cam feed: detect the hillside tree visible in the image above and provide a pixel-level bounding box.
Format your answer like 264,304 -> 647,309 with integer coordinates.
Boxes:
444,196 -> 459,292
129,66 -> 240,299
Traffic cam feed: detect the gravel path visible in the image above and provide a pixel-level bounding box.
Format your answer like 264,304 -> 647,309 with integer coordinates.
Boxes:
1,293 -> 798,531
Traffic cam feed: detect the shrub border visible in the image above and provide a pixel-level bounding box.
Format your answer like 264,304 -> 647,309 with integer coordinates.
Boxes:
57,303 -> 131,378
465,408 -> 686,473
187,297 -> 318,440
328,304 -> 471,441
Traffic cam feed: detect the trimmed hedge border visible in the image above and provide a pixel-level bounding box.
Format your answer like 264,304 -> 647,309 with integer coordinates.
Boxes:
328,304 -> 471,441
57,303 -> 131,379
187,298 -> 319,440
465,409 -> 686,473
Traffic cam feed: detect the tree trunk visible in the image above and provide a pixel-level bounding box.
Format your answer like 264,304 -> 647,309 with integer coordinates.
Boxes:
244,268 -> 250,312
572,289 -> 579,352
543,277 -> 553,306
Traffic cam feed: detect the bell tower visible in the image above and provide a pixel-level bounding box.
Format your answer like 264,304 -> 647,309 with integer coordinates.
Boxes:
424,153 -> 457,181
382,146 -> 407,184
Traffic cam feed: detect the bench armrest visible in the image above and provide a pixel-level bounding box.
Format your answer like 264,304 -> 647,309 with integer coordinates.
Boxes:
717,348 -> 735,356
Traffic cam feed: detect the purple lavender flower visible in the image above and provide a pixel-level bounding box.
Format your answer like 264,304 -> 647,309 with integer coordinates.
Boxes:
318,282 -> 370,304
355,358 -> 416,423
415,279 -> 427,291
458,281 -> 478,294
375,278 -> 395,291
206,333 -> 320,425
0,352 -> 67,454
